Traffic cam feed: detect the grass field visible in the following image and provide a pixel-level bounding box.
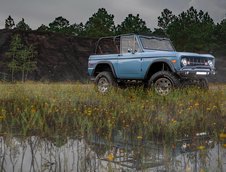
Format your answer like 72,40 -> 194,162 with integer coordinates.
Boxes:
0,83 -> 225,143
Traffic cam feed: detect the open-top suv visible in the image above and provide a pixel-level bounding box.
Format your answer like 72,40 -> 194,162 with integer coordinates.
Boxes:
88,34 -> 216,95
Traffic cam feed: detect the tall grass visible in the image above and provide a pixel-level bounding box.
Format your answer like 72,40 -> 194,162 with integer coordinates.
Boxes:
0,83 -> 225,143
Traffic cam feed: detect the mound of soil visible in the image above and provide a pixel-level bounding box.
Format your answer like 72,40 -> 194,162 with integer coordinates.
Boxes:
0,29 -> 96,82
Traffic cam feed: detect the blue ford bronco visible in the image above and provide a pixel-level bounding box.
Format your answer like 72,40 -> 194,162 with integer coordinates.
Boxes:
88,34 -> 216,95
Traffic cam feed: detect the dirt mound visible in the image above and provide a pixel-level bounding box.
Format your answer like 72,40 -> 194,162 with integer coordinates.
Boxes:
0,29 -> 96,82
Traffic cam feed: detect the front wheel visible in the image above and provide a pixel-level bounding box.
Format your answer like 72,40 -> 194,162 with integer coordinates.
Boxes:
95,72 -> 116,93
148,71 -> 179,96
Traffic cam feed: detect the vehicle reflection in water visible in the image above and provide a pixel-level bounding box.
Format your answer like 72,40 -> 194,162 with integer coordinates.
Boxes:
0,131 -> 225,172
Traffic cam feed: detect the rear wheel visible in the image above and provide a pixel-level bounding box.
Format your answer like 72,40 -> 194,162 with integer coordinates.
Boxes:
148,71 -> 179,96
95,72 -> 116,93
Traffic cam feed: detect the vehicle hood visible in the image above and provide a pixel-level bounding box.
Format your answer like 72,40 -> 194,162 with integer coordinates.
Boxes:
176,52 -> 214,59
141,50 -> 177,57
143,50 -> 214,59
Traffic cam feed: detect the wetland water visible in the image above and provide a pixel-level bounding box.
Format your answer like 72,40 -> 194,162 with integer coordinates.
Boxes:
0,132 -> 225,172
0,84 -> 225,171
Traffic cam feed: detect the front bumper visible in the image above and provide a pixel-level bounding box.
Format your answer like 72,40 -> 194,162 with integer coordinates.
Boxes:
177,66 -> 216,78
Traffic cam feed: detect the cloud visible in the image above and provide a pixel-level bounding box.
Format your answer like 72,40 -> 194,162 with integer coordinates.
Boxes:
188,0 -> 226,22
0,0 -> 225,30
105,0 -> 190,28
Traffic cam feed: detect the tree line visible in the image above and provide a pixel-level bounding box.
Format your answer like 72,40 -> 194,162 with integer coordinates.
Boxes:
2,7 -> 226,82
3,7 -> 226,53
5,34 -> 37,82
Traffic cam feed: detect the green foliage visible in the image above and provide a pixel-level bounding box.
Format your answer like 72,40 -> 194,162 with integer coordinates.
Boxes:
5,34 -> 37,82
157,9 -> 176,32
5,15 -> 15,29
83,8 -> 115,37
0,83 -> 225,141
17,45 -> 37,82
5,34 -> 23,81
36,24 -> 49,32
48,16 -> 84,36
16,18 -> 31,31
49,16 -> 70,29
49,16 -> 71,34
116,14 -> 151,35
1,7 -> 226,54
69,22 -> 84,36
164,7 -> 215,52
216,19 -> 226,45
152,28 -> 167,37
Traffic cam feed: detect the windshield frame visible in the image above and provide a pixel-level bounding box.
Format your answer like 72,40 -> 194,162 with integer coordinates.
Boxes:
139,35 -> 175,52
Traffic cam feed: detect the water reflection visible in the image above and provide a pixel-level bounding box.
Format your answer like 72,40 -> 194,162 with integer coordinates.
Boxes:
0,132 -> 225,172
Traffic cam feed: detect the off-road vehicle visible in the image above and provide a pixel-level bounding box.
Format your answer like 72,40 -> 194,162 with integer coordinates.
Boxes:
88,34 -> 216,95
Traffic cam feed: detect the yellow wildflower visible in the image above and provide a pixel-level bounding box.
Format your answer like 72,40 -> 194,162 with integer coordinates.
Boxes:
197,145 -> 205,150
212,105 -> 217,109
0,115 -> 5,120
219,133 -> 226,140
107,153 -> 114,161
137,136 -> 143,140
194,102 -> 199,107
206,107 -> 211,111
31,107 -> 36,113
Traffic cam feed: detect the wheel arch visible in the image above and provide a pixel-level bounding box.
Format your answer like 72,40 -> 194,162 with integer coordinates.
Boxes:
145,59 -> 176,80
93,62 -> 117,78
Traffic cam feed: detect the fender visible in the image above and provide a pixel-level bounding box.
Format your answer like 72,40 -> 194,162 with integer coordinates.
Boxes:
144,59 -> 176,79
93,61 -> 117,78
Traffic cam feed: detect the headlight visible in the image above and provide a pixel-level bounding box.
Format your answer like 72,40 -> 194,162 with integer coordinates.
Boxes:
208,60 -> 213,67
181,58 -> 188,66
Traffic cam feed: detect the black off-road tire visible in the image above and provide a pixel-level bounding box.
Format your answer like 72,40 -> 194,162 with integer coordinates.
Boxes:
148,71 -> 179,95
95,71 -> 116,93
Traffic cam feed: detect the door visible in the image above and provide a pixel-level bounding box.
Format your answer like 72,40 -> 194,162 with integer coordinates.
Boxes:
117,35 -> 142,79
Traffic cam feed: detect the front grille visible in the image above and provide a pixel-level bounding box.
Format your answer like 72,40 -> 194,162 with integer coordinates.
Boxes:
181,56 -> 209,66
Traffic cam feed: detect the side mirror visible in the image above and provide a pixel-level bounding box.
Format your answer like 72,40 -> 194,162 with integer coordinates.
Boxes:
128,48 -> 137,54
127,48 -> 132,53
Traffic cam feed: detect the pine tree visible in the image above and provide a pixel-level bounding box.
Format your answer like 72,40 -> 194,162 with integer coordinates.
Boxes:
6,34 -> 37,82
84,8 -> 115,37
5,15 -> 15,29
5,34 -> 23,81
16,18 -> 31,31
37,24 -> 49,32
116,14 -> 151,35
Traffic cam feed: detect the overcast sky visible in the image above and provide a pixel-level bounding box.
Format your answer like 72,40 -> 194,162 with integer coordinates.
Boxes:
0,0 -> 225,30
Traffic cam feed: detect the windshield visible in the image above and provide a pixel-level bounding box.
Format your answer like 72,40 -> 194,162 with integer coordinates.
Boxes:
140,36 -> 175,51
